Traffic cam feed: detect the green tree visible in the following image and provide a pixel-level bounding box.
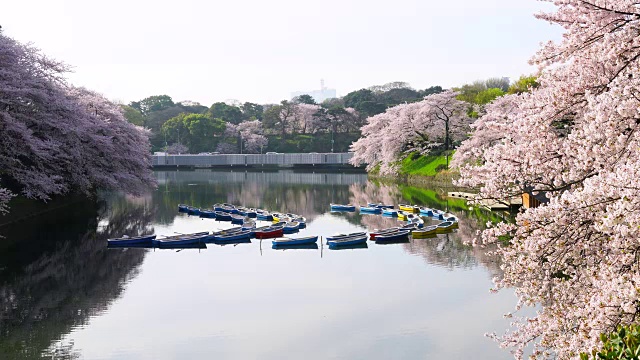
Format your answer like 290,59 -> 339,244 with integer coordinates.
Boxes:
208,102 -> 243,124
161,113 -> 225,153
292,94 -> 317,105
241,102 -> 264,120
475,88 -> 505,105
130,95 -> 174,115
120,105 -> 145,126
507,75 -> 539,94
343,89 -> 386,118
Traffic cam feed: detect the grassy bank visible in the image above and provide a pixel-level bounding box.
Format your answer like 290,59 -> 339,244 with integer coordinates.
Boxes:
399,152 -> 454,177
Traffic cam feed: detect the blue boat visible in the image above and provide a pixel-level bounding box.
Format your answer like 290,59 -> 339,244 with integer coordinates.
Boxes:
272,235 -> 318,246
359,206 -> 382,214
155,233 -> 209,247
368,203 -> 394,209
283,222 -> 300,234
375,229 -> 411,243
156,242 -> 207,249
199,210 -> 216,218
187,207 -> 201,216
327,234 -> 368,248
328,242 -> 368,250
419,207 -> 433,216
211,230 -> 252,243
271,243 -> 318,250
256,212 -> 273,221
215,211 -> 232,221
230,214 -> 246,225
382,209 -> 398,217
330,203 -> 356,212
107,234 -> 156,246
178,204 -> 189,213
326,232 -> 367,241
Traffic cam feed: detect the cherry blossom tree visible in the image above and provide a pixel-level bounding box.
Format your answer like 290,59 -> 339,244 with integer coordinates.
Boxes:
0,30 -> 154,213
350,91 -> 472,174
237,120 -> 268,153
454,1 -> 640,359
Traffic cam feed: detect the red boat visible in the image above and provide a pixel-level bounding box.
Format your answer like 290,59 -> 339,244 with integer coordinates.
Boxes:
369,227 -> 400,240
254,226 -> 284,239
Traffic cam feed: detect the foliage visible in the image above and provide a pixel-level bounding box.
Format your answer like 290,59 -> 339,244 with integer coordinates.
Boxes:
161,113 -> 225,153
580,325 -> 640,360
241,102 -> 264,120
130,95 -> 174,115
350,91 -> 472,175
475,88 -> 506,105
0,31 -> 155,214
507,75 -> 539,95
208,102 -> 243,124
453,1 -> 640,359
292,94 -> 316,105
455,78 -> 509,104
120,105 -> 145,126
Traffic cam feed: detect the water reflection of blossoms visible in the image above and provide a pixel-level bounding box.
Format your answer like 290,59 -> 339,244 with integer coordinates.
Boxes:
0,194 -> 154,359
349,181 -> 503,278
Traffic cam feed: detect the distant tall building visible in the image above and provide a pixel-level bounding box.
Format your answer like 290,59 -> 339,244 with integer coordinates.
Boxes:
291,79 -> 337,103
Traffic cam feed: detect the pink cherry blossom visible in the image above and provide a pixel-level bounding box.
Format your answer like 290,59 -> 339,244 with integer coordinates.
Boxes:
454,1 -> 640,358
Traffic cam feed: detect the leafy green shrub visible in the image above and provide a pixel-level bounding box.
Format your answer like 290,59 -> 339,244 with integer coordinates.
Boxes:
580,324 -> 640,360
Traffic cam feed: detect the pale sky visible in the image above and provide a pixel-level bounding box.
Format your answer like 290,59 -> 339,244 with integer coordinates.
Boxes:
3,0 -> 562,106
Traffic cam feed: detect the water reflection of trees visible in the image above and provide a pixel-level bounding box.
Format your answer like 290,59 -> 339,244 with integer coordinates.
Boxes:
153,170 -> 366,224
0,194 -> 154,359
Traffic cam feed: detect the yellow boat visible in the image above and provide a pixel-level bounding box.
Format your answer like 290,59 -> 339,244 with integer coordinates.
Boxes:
398,204 -> 419,213
412,225 -> 437,238
435,221 -> 458,233
397,211 -> 410,220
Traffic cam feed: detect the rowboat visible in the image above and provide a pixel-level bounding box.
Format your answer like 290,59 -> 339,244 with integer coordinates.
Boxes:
199,210 -> 216,218
328,234 -> 368,248
360,206 -> 382,214
369,227 -> 400,240
187,207 -> 201,216
155,242 -> 207,249
107,234 -> 156,246
254,226 -> 284,239
431,209 -> 445,220
230,214 -> 246,224
436,221 -> 458,233
382,209 -> 398,217
398,204 -> 419,213
419,207 -> 433,216
397,211 -> 411,220
326,231 -> 367,241
375,229 -> 411,243
283,222 -> 300,234
327,242 -> 368,250
178,204 -> 189,212
405,214 -> 424,228
367,203 -> 394,209
256,212 -> 273,221
271,243 -> 318,250
211,230 -> 252,243
330,203 -> 356,212
412,225 -> 438,238
215,211 -> 232,221
154,233 -> 209,247
272,235 -> 318,246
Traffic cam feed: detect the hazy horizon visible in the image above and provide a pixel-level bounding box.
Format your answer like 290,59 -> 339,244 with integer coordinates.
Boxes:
3,0 -> 562,105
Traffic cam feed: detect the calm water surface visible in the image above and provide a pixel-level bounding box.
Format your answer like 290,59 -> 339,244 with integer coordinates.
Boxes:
0,170 -> 517,360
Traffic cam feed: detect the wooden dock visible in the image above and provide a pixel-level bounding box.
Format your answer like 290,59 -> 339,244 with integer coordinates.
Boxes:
447,192 -> 521,210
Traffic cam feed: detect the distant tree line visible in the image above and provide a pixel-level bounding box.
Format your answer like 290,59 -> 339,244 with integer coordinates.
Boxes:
121,82 -> 448,154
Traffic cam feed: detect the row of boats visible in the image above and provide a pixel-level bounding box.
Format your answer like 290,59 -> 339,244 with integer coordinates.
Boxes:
178,203 -> 307,232
331,203 -> 456,220
107,201 -> 459,250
